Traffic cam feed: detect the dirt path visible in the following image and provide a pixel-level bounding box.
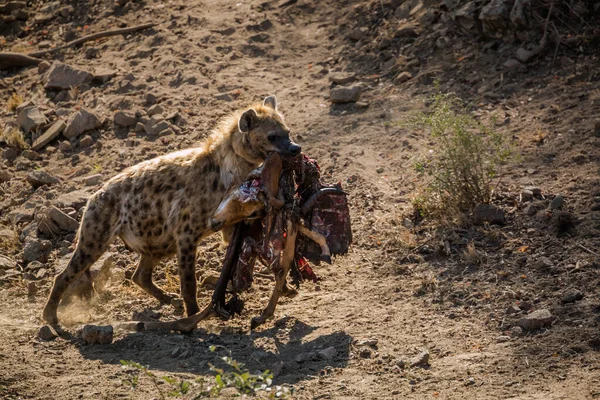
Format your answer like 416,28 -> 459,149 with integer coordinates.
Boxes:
1,0 -> 600,399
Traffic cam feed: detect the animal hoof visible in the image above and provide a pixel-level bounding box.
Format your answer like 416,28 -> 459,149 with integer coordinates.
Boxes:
321,255 -> 332,265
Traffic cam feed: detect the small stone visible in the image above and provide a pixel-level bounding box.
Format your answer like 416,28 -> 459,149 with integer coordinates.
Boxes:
515,47 -> 535,63
330,84 -> 362,103
38,60 -> 51,73
45,62 -> 93,90
17,106 -> 48,134
523,204 -> 537,216
521,189 -> 533,200
145,119 -> 171,136
472,203 -> 505,225
23,239 -> 52,262
3,148 -> 18,161
396,359 -> 406,369
347,27 -> 368,41
55,190 -> 90,210
355,338 -> 378,347
503,59 -> 523,70
394,27 -> 418,38
32,119 -> 66,151
561,289 -> 583,304
27,280 -> 37,295
84,174 -> 103,186
376,167 -> 384,174
214,93 -> 233,102
27,170 -> 60,188
38,325 -> 58,341
0,170 -> 12,183
79,135 -> 94,148
171,298 -> 184,309
114,111 -> 137,127
145,93 -> 157,105
525,186 -> 542,196
171,347 -> 183,358
496,335 -> 511,343
92,68 -> 116,84
354,101 -> 370,109
81,324 -> 113,344
147,104 -> 164,117
0,255 -> 17,270
329,73 -> 356,85
318,346 -> 337,361
59,140 -> 72,153
409,351 -> 430,367
549,195 -> 564,210
47,206 -> 79,232
506,305 -> 521,315
64,109 -> 102,139
516,309 -> 553,331
394,71 -> 413,84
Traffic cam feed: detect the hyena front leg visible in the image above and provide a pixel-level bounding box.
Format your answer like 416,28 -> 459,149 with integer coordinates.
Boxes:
177,238 -> 200,316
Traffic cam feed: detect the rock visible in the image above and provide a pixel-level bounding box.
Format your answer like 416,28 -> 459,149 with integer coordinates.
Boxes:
517,309 -> 553,331
396,359 -> 406,369
34,59 -> 51,73
394,71 -> 413,84
3,148 -> 18,161
79,135 -> 94,148
561,289 -> 583,304
347,27 -> 368,41
32,119 -> 66,150
355,338 -> 378,347
523,204 -> 537,216
19,221 -> 38,240
147,104 -> 164,117
84,174 -> 103,186
92,68 -> 116,84
135,122 -> 146,134
171,298 -> 184,309
23,238 -> 52,262
525,186 -> 542,196
506,305 -> 521,315
496,335 -> 511,343
516,47 -> 535,63
17,106 -> 47,134
472,204 -> 505,225
114,111 -> 137,127
0,170 -> 12,183
503,59 -> 523,70
359,347 -> 373,358
594,120 -> 600,137
318,346 -> 337,361
59,140 -> 72,153
64,109 -> 102,139
479,0 -> 511,34
355,101 -> 370,109
0,255 -> 17,270
329,73 -> 356,85
144,118 -> 170,136
410,351 -> 430,367
251,350 -> 270,362
27,171 -> 60,188
171,346 -> 183,357
521,189 -> 533,200
45,62 -> 92,90
81,324 -> 113,344
549,195 -> 564,210
214,93 -> 233,102
330,84 -> 362,103
55,190 -> 90,210
47,206 -> 79,232
27,280 -> 37,295
510,0 -> 528,28
455,1 -> 478,31
38,325 -> 58,341
394,27 -> 418,38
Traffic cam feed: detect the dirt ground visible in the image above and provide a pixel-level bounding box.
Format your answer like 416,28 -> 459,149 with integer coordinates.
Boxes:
1,0 -> 600,399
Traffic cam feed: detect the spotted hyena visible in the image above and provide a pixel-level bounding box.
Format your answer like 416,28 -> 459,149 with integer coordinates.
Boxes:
42,96 -> 301,325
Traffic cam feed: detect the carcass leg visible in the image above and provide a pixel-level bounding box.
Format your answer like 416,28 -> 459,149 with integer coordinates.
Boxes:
251,220 -> 297,330
297,223 -> 332,264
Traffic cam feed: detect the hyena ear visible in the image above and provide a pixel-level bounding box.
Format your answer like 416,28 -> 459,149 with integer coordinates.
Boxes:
263,95 -> 277,110
239,108 -> 258,133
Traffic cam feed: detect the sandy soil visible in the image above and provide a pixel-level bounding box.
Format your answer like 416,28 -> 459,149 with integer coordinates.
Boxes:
1,0 -> 600,399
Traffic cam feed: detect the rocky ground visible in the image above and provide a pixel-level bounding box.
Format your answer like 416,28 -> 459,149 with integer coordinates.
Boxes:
1,0 -> 600,399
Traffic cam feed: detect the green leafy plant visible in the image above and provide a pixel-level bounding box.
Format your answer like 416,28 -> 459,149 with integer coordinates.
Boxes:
120,347 -> 289,399
411,91 -> 512,220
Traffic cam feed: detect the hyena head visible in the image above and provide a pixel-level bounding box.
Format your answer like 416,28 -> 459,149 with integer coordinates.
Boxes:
238,95 -> 301,163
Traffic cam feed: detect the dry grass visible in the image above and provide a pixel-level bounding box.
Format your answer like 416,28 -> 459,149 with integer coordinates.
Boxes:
0,126 -> 29,150
7,93 -> 24,113
463,241 -> 482,265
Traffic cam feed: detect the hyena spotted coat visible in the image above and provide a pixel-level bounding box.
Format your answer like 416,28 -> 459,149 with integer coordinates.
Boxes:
43,96 -> 301,325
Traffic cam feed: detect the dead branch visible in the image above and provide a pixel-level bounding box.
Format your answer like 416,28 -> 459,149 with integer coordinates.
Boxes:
27,22 -> 156,58
0,52 -> 42,69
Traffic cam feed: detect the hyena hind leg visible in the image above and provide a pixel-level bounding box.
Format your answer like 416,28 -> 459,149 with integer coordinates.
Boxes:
132,255 -> 178,304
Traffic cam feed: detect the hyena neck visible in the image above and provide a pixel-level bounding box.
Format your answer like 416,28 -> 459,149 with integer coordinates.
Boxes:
212,132 -> 262,189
